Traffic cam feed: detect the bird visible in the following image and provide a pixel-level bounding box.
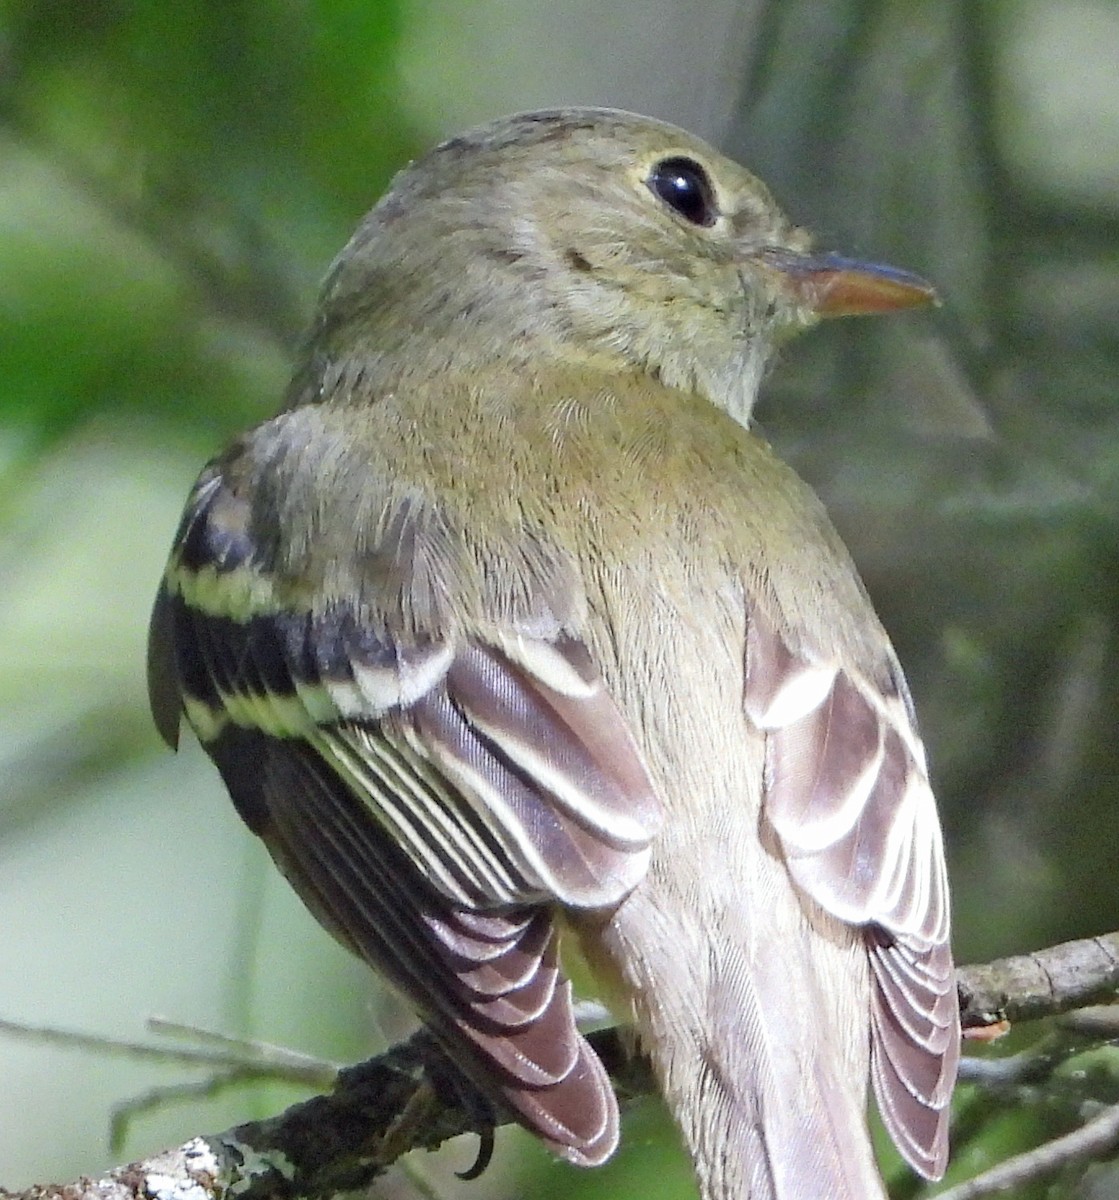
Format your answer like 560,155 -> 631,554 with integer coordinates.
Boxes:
148,106 -> 959,1200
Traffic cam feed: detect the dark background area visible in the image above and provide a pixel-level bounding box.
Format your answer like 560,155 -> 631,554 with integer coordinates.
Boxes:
2,2 -> 1117,1196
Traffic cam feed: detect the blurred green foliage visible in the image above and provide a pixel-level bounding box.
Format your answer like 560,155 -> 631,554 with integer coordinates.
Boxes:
0,0 -> 414,449
2,1 -> 1118,1197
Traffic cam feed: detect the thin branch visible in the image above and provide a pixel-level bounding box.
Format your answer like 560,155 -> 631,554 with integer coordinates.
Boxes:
958,931 -> 1119,1029
935,1101 -> 1119,1199
0,1017 -> 338,1086
2,933 -> 1118,1200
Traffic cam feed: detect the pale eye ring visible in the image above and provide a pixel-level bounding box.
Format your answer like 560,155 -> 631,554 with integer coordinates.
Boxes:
647,157 -> 718,227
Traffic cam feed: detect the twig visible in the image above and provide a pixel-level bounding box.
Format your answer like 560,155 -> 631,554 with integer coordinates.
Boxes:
935,1101 -> 1119,1199
2,934 -> 1118,1200
0,1017 -> 338,1085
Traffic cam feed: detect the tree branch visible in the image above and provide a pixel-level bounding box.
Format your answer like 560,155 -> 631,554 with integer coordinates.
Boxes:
4,932 -> 1118,1200
957,931 -> 1119,1028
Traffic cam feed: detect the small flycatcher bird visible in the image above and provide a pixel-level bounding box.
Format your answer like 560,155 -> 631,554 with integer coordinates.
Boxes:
149,108 -> 958,1199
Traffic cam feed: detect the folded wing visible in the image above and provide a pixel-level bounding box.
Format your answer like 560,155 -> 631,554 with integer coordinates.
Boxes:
744,603 -> 958,1179
148,466 -> 663,1164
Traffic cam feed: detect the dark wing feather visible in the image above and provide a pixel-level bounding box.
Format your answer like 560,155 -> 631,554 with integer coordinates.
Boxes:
148,467 -> 660,1165
744,604 -> 958,1179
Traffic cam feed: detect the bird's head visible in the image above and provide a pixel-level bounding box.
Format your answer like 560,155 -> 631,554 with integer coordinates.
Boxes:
296,108 -> 935,424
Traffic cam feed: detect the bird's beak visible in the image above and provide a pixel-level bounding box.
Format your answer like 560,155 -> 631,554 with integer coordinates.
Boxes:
759,249 -> 939,318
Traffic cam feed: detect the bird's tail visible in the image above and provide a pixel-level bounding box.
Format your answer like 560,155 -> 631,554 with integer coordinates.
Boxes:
598,878 -> 888,1200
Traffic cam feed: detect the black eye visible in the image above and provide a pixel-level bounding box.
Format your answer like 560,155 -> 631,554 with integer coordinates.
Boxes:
647,156 -> 718,227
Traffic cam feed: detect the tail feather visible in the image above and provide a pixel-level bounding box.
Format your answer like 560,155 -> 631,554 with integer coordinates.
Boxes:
604,884 -> 888,1200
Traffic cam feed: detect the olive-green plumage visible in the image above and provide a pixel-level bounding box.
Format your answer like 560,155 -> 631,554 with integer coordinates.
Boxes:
149,108 -> 958,1199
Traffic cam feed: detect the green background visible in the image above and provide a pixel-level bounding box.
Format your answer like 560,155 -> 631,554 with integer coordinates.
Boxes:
2,2 -> 1118,1196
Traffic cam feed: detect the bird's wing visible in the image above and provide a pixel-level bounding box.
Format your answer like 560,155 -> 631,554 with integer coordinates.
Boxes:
743,603 -> 958,1179
147,465 -> 662,1166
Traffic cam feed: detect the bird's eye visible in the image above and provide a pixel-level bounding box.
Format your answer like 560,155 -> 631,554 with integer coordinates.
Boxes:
647,157 -> 718,227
